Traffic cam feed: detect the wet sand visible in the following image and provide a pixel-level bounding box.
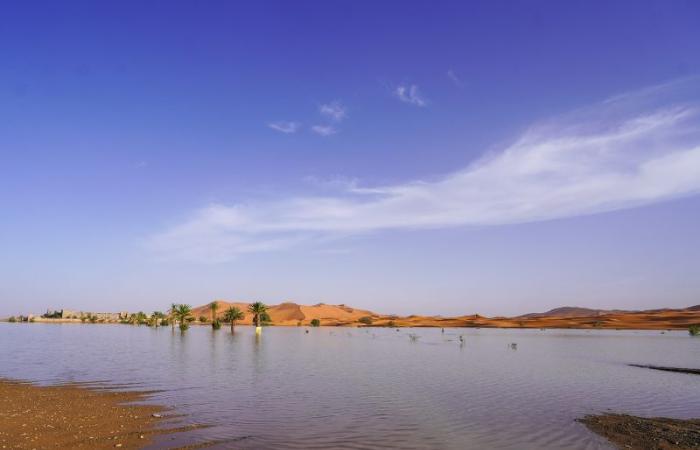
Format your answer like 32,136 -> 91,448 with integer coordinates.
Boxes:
0,379 -> 174,449
579,414 -> 700,449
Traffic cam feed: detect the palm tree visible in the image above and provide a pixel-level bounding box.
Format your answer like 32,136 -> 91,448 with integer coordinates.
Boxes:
223,306 -> 244,333
169,303 -> 179,330
173,304 -> 193,332
248,301 -> 268,334
151,311 -> 165,327
209,301 -> 219,322
135,311 -> 148,325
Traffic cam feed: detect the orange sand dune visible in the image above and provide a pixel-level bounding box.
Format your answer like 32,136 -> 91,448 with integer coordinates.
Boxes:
189,301 -> 700,330
190,301 -> 375,326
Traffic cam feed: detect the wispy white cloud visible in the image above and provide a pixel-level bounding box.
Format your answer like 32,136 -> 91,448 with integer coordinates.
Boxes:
394,84 -> 427,106
303,175 -> 360,191
151,79 -> 700,262
319,101 -> 347,122
311,124 -> 338,136
447,70 -> 464,88
268,121 -> 301,134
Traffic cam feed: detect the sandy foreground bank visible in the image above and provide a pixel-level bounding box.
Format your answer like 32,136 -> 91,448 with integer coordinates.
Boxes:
0,379 -> 195,449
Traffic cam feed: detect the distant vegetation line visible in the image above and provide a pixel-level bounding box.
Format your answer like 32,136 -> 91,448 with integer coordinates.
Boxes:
4,302 -> 700,333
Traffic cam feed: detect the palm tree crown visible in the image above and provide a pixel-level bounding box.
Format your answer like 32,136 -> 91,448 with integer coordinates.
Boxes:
223,306 -> 245,333
224,306 -> 244,322
173,304 -> 193,330
248,302 -> 268,327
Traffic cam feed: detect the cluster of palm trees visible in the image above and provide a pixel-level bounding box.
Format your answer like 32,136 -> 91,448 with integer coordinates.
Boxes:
169,303 -> 194,331
166,301 -> 269,333
150,311 -> 165,327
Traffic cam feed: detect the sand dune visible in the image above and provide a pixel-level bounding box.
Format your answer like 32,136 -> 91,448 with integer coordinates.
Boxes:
190,301 -> 700,330
191,301 -> 375,326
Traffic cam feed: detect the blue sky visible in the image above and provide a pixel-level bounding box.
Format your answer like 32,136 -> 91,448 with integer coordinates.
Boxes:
2,1 -> 700,316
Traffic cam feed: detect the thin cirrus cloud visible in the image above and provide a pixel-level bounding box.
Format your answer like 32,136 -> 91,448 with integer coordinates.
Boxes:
150,78 -> 700,262
319,101 -> 347,122
268,121 -> 301,133
394,84 -> 427,106
447,70 -> 464,88
311,124 -> 338,136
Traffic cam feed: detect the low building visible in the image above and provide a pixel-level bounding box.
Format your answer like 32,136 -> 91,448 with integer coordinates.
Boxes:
57,309 -> 129,322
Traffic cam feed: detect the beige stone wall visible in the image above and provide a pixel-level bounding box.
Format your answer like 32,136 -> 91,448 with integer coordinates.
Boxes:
60,309 -> 82,319
57,310 -> 129,322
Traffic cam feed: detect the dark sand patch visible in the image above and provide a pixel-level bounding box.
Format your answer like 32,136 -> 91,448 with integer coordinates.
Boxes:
579,414 -> 700,449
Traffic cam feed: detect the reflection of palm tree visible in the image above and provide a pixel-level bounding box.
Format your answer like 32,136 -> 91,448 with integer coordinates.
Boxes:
248,302 -> 268,334
173,304 -> 193,332
223,307 -> 244,333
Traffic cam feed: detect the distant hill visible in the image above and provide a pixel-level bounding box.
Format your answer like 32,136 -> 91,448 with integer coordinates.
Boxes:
519,306 -> 631,319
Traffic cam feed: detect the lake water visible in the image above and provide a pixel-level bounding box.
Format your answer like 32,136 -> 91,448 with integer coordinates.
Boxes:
1,323 -> 699,449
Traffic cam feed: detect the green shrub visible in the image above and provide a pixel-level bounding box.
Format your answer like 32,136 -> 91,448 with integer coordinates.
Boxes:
310,319 -> 320,327
358,316 -> 373,325
8,316 -> 16,323
211,320 -> 222,330
387,320 -> 396,328
89,315 -> 97,323
160,318 -> 170,326
179,323 -> 189,331
690,324 -> 700,336
199,316 -> 208,323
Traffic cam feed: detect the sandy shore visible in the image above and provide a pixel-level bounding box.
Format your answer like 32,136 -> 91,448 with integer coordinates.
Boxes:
579,414 -> 700,449
0,379 -> 175,449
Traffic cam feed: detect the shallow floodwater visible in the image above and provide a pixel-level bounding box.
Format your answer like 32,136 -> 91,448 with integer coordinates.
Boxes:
1,323 -> 698,449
